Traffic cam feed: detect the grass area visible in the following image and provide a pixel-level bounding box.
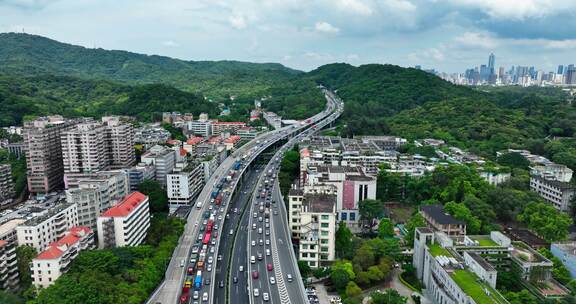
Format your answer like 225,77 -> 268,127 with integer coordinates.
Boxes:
451,270 -> 508,304
388,205 -> 414,223
428,243 -> 451,257
475,238 -> 499,247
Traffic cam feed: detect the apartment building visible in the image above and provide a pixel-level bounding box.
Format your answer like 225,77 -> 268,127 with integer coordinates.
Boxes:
183,137 -> 204,156
187,120 -> 212,138
288,192 -> 337,268
0,240 -> 17,289
65,171 -> 129,229
421,205 -> 467,237
530,176 -> 575,212
61,121 -> 108,174
531,163 -> 573,183
167,162 -> 204,212
141,145 -> 176,187
101,116 -> 136,169
134,125 -> 171,149
0,164 -> 15,206
301,165 -> 376,231
31,226 -> 95,288
0,219 -> 24,290
223,135 -> 242,150
16,203 -> 78,252
127,163 -> 155,191
211,121 -> 246,136
23,116 -> 73,194
7,142 -> 25,159
96,191 -> 150,248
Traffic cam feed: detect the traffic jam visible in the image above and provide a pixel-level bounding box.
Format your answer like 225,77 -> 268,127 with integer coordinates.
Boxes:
179,160 -> 242,304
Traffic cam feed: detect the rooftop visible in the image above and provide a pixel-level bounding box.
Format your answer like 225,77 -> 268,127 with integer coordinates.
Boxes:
429,242 -> 452,257
302,193 -> 336,213
467,252 -> 496,272
101,192 -> 148,217
421,205 -> 465,225
36,226 -> 92,260
450,269 -> 508,304
20,203 -> 75,227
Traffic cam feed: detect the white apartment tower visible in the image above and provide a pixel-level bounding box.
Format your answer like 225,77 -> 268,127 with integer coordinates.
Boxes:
96,191 -> 150,248
61,122 -> 108,174
102,116 -> 136,169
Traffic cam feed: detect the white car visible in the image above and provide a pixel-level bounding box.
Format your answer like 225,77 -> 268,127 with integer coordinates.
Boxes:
270,277 -> 276,285
266,249 -> 271,256
239,265 -> 244,272
250,256 -> 255,264
254,289 -> 260,297
229,229 -> 234,235
208,256 -> 213,264
251,240 -> 256,246
193,290 -> 199,300
210,247 -> 215,254
263,292 -> 269,301
202,292 -> 208,302
265,239 -> 270,246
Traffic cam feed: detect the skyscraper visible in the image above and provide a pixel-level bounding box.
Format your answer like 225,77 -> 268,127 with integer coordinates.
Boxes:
558,65 -> 564,75
488,53 -> 495,74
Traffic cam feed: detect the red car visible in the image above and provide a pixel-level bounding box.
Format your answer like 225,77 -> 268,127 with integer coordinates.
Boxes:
187,267 -> 194,275
180,294 -> 188,304
252,271 -> 259,279
267,263 -> 273,271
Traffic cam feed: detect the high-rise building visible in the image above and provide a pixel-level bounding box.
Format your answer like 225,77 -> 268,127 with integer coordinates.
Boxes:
61,122 -> 108,174
141,145 -> 176,187
167,162 -> 205,212
101,116 -> 136,169
566,66 -> 576,85
23,116 -> 73,194
558,65 -> 564,75
0,164 -> 15,206
16,203 -> 78,252
488,53 -> 495,74
61,117 -> 136,175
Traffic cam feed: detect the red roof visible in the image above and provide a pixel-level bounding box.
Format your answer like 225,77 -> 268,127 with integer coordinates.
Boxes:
213,122 -> 246,125
36,226 -> 92,260
207,136 -> 221,144
186,137 -> 203,145
180,148 -> 187,157
167,139 -> 181,146
101,192 -> 148,217
0,240 -> 7,247
300,148 -> 310,158
224,135 -> 241,144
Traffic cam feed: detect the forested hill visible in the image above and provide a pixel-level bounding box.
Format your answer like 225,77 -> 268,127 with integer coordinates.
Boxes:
0,74 -> 219,125
0,32 -> 300,99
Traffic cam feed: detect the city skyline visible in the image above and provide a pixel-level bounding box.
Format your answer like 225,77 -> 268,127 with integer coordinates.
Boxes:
1,0 -> 575,72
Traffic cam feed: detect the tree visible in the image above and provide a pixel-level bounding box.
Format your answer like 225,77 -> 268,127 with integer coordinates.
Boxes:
335,221 -> 354,259
353,244 -> 375,272
497,152 -> 530,170
298,261 -> 312,279
345,281 -> 363,298
330,269 -> 350,291
517,202 -> 572,242
137,179 -> 168,213
504,290 -> 539,304
444,202 -> 481,234
378,218 -> 395,239
370,289 -> 407,304
0,290 -> 23,304
16,245 -> 37,289
404,213 -> 425,247
359,199 -> 384,229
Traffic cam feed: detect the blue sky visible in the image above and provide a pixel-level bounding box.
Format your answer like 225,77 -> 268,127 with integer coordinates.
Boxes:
1,0 -> 575,72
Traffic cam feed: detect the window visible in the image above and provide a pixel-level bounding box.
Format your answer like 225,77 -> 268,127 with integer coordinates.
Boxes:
350,213 -> 356,221
321,215 -> 329,220
321,231 -> 328,237
341,213 -> 348,221
321,246 -> 329,252
302,253 -> 308,257
321,223 -> 329,228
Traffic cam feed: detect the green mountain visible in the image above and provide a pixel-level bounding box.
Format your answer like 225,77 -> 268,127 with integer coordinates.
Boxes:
0,32 -> 300,99
0,73 -> 219,125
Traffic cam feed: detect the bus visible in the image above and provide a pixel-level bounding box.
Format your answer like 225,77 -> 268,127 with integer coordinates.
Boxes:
194,271 -> 202,289
202,231 -> 211,245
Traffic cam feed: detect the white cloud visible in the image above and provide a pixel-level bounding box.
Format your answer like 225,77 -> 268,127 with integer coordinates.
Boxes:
228,13 -> 247,30
314,21 -> 340,34
449,0 -> 576,20
541,39 -> 576,50
453,31 -> 498,49
162,40 -> 179,47
335,0 -> 373,16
